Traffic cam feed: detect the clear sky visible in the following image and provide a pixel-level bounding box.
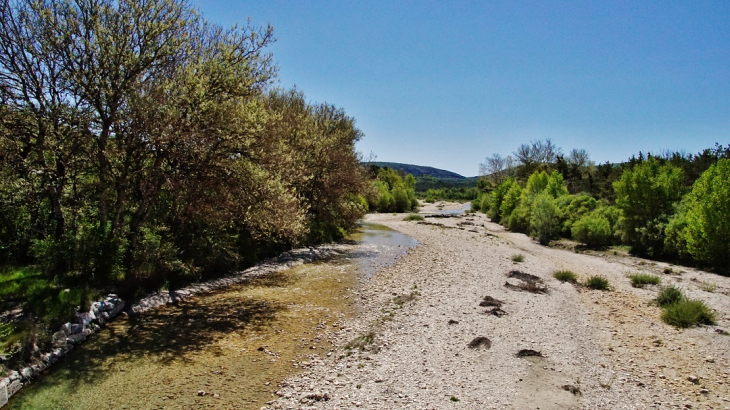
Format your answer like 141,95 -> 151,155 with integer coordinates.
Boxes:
191,0 -> 730,177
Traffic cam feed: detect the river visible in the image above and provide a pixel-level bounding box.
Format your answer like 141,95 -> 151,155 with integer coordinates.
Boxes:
6,223 -> 416,410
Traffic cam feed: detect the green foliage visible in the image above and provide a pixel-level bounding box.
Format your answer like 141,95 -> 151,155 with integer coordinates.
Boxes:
368,168 -> 418,213
655,286 -> 684,307
403,214 -> 424,222
560,194 -> 599,235
500,184 -> 523,223
613,158 -> 685,256
627,273 -> 661,288
510,254 -> 525,262
553,270 -> 578,283
507,204 -> 531,233
530,193 -> 560,245
585,275 -> 611,290
661,300 -> 716,328
668,159 -> 730,271
571,211 -> 613,247
0,0 -> 368,299
486,178 -> 515,222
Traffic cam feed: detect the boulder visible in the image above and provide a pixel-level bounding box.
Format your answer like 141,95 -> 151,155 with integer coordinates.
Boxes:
7,371 -> 20,382
19,367 -> 34,381
76,311 -> 95,326
67,332 -> 86,344
7,379 -> 22,396
52,330 -> 68,347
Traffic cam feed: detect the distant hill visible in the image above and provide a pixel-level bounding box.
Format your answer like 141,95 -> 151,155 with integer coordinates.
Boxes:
371,162 -> 467,179
368,162 -> 478,191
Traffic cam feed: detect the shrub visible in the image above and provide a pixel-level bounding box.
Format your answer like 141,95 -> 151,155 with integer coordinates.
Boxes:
510,253 -> 524,262
500,184 -> 523,223
627,273 -> 661,288
661,300 -> 716,328
530,193 -> 560,245
403,214 -> 424,222
571,211 -> 613,247
585,275 -> 611,290
560,194 -> 599,235
655,286 -> 684,307
507,205 -> 530,233
671,159 -> 730,271
553,270 -> 577,283
613,158 -> 685,257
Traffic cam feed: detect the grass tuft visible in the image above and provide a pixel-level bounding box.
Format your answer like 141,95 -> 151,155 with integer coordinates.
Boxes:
627,273 -> 661,288
701,282 -> 718,293
553,270 -> 577,283
661,300 -> 716,328
510,253 -> 525,262
584,275 -> 611,291
655,286 -> 684,307
403,214 -> 424,222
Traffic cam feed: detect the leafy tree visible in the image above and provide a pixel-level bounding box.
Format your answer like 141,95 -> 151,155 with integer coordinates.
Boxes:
667,159 -> 730,271
613,158 -> 685,256
530,193 -> 560,245
572,211 -> 613,247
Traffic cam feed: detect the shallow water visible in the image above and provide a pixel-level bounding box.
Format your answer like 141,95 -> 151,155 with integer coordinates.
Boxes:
425,202 -> 471,215
7,223 -> 415,410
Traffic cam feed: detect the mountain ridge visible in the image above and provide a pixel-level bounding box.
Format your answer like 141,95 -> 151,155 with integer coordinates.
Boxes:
370,162 -> 470,179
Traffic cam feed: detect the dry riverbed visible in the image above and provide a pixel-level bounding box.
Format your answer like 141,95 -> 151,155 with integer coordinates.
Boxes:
267,202 -> 730,410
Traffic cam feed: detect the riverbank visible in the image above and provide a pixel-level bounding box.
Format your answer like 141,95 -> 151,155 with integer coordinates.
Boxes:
267,206 -> 730,409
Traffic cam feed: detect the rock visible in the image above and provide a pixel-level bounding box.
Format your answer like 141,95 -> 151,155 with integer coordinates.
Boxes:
69,323 -> 84,335
7,371 -> 20,382
447,319 -> 459,325
212,393 -> 220,398
52,330 -> 68,347
67,332 -> 87,344
479,296 -> 503,308
701,389 -> 710,394
467,336 -> 492,349
61,322 -> 74,335
688,375 -> 700,384
7,380 -> 22,396
197,390 -> 206,396
706,356 -> 715,363
303,392 -> 331,401
562,384 -> 582,395
516,349 -> 543,358
76,311 -> 95,326
19,367 -> 34,381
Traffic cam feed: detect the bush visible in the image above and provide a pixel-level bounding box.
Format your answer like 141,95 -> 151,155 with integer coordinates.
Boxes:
511,253 -> 524,262
403,214 -> 424,222
655,286 -> 684,307
500,184 -> 523,223
553,270 -> 577,283
585,275 -> 611,290
530,193 -> 560,245
571,211 -> 613,247
613,158 -> 685,257
670,159 -> 730,270
507,205 -> 531,233
627,273 -> 661,288
661,300 -> 716,328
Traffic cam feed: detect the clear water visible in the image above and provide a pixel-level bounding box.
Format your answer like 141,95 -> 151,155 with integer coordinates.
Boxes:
6,223 -> 416,410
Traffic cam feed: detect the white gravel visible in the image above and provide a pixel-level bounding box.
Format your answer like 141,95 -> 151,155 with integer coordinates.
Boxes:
265,202 -> 730,410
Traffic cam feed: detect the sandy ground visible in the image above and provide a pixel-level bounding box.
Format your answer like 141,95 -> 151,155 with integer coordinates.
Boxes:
266,202 -> 730,410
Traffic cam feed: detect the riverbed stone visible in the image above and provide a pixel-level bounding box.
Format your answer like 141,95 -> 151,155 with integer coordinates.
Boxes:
52,330 -> 68,347
19,367 -> 34,380
7,380 -> 22,396
7,371 -> 19,382
67,332 -> 87,344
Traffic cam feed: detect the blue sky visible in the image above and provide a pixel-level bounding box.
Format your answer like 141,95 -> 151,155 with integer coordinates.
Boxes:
192,0 -> 730,177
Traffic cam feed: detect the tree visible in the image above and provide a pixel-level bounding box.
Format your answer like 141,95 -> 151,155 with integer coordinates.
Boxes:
479,153 -> 514,185
668,159 -> 730,271
613,158 -> 685,256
